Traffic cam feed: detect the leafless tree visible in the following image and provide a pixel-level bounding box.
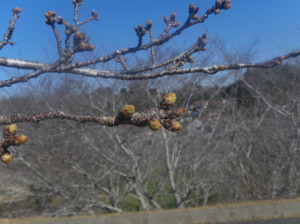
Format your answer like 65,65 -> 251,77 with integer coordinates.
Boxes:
1,0 -> 300,217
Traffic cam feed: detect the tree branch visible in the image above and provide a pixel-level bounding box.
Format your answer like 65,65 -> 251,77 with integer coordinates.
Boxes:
0,7 -> 21,50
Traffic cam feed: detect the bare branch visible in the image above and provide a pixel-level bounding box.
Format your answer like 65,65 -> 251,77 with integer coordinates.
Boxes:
0,7 -> 21,50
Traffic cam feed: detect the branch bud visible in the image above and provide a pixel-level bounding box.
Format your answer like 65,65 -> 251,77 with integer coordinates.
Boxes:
5,124 -> 17,135
192,15 -> 198,20
138,24 -> 143,32
163,16 -> 169,24
1,153 -> 13,164
122,105 -> 136,118
218,64 -> 225,70
87,44 -> 95,51
168,120 -> 181,132
215,0 -> 222,6
145,20 -> 152,30
189,3 -> 195,14
149,119 -> 161,131
223,4 -> 231,9
170,12 -> 176,22
214,9 -> 220,14
169,108 -> 186,118
160,93 -> 177,109
13,134 -> 28,146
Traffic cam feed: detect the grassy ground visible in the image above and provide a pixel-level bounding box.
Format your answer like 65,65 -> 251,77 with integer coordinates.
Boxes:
1,197 -> 300,224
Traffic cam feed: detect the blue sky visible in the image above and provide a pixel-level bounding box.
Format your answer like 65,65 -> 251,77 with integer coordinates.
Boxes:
0,0 -> 300,80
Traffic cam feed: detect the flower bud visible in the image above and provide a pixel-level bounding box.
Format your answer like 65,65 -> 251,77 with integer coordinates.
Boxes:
194,6 -> 200,14
218,64 -> 225,70
149,119 -> 161,130
5,124 -> 17,135
138,24 -> 143,32
170,12 -> 176,22
189,3 -> 195,14
163,16 -> 168,24
169,108 -> 186,118
215,0 -> 222,6
65,29 -> 71,35
78,42 -> 88,51
50,11 -> 56,17
1,153 -> 13,164
145,20 -> 152,30
214,9 -> 220,14
224,4 -> 231,9
51,17 -> 57,23
168,120 -> 181,131
122,105 -> 136,117
192,15 -> 198,20
160,93 -> 177,109
13,134 -> 28,146
44,12 -> 51,19
87,44 -> 95,51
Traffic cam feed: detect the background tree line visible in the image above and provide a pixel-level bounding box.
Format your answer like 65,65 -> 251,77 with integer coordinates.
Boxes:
1,61 -> 300,217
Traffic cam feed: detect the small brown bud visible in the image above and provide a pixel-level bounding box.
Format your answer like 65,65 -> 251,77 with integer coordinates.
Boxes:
87,44 -> 95,51
202,33 -> 208,39
170,12 -> 176,22
5,124 -> 17,135
141,29 -> 146,36
1,153 -> 13,164
12,7 -> 22,14
74,30 -> 81,40
189,3 -> 195,14
280,56 -> 285,60
214,9 -> 220,14
65,29 -> 71,35
178,61 -> 185,67
224,4 -> 231,9
225,0 -> 231,3
51,17 -> 57,23
192,15 -> 198,20
149,119 -> 161,131
78,42 -> 88,51
13,134 -> 28,146
49,11 -> 56,17
163,16 -> 168,24
72,27 -> 77,33
168,120 -> 181,132
169,108 -> 186,118
138,24 -> 143,32
45,19 -> 51,25
160,93 -> 177,109
219,65 -> 225,70
145,20 -> 152,30
215,0 -> 222,6
44,12 -> 51,19
194,6 -> 200,14
122,105 -> 136,117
